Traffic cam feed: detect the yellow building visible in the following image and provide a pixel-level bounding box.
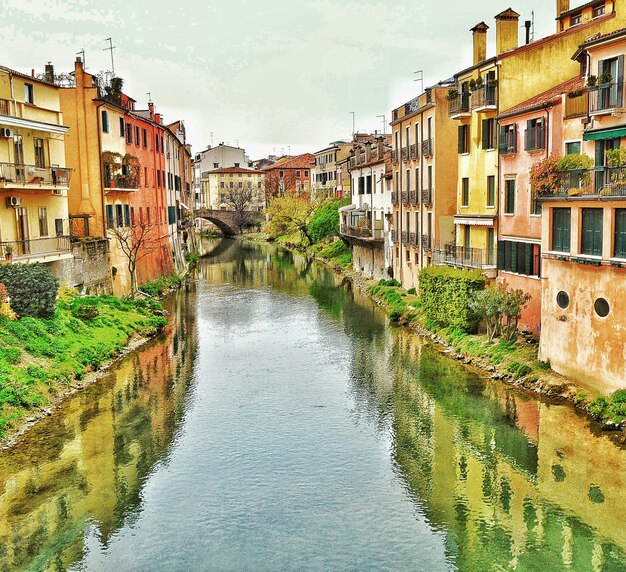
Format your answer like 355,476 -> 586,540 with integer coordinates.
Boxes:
311,141 -> 353,199
60,58 -> 133,296
0,65 -> 73,266
390,85 -> 459,289
200,166 -> 265,211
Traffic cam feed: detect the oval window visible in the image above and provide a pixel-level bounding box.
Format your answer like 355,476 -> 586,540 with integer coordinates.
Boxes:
556,291 -> 569,309
594,298 -> 610,318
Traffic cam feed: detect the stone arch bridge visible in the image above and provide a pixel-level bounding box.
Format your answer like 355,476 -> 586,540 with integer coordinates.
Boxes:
194,208 -> 240,236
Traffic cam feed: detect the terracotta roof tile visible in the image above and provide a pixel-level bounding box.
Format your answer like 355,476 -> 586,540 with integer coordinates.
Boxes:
262,153 -> 315,170
208,167 -> 260,175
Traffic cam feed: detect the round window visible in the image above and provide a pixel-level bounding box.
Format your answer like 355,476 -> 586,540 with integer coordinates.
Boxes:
556,291 -> 569,309
594,298 -> 610,318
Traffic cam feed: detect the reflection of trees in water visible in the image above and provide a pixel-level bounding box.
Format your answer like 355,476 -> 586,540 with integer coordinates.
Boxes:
0,287 -> 199,571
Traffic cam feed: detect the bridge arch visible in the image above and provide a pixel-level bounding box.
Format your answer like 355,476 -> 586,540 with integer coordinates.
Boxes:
195,208 -> 239,236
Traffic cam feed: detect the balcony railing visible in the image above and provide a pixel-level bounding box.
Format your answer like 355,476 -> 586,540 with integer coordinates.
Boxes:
0,162 -> 72,188
421,188 -> 432,205
433,243 -> 492,269
565,92 -> 588,118
401,147 -> 409,161
340,225 -> 383,240
471,85 -> 497,110
524,126 -> 545,151
421,234 -> 432,251
391,230 -> 397,243
0,235 -> 71,260
589,82 -> 624,113
401,191 -> 409,204
104,173 -> 140,191
409,190 -> 417,205
448,93 -> 470,117
422,139 -> 433,157
401,231 -> 408,243
409,144 -> 418,159
409,232 -> 417,246
391,191 -> 398,205
392,150 -> 398,163
541,167 -> 626,198
499,130 -> 517,154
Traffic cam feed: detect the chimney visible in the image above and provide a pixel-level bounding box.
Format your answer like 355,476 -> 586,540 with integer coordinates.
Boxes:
148,101 -> 155,120
365,141 -> 372,162
44,62 -> 54,84
377,137 -> 384,157
74,57 -> 85,88
557,0 -> 570,18
495,8 -> 520,56
471,22 -> 489,65
524,20 -> 531,44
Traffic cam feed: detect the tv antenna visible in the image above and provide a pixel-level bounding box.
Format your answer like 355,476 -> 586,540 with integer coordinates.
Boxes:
103,38 -> 116,75
414,70 -> 424,94
76,49 -> 86,67
377,114 -> 387,135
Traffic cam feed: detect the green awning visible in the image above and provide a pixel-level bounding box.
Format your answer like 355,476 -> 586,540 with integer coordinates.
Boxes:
583,127 -> 626,141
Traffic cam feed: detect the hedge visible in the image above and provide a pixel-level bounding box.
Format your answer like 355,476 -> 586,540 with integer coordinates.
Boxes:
419,266 -> 486,332
0,263 -> 59,318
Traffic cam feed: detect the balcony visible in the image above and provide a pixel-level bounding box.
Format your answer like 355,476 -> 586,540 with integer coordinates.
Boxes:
401,191 -> 409,204
525,127 -> 546,151
499,131 -> 518,155
422,139 -> 433,157
340,225 -> 383,241
391,191 -> 398,205
104,173 -> 140,192
589,82 -> 624,114
408,232 -> 417,246
471,85 -> 497,112
392,150 -> 398,164
0,235 -> 72,263
409,144 -> 418,160
421,188 -> 432,206
433,243 -> 494,271
0,162 -> 72,190
448,93 -> 471,119
565,91 -> 588,118
391,230 -> 397,243
421,234 -> 432,251
539,167 -> 626,199
401,231 -> 408,243
401,147 -> 409,161
409,190 -> 417,205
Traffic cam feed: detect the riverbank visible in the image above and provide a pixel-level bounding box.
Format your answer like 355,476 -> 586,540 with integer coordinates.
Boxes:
0,293 -> 168,447
244,234 -> 625,437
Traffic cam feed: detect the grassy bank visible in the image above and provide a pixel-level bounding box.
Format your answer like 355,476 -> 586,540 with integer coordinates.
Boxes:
0,293 -> 167,439
366,279 -> 626,431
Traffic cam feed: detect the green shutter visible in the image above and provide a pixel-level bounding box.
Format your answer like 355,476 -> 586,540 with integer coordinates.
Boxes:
123,204 -> 130,227
106,205 -> 114,229
615,209 -> 626,257
482,120 -> 489,149
504,241 -> 512,271
497,240 -> 505,270
168,205 -> 177,225
458,126 -> 464,154
617,55 -> 624,107
524,243 -> 532,275
511,241 -> 518,272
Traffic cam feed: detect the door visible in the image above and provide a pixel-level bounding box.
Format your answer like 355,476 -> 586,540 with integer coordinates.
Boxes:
13,136 -> 24,182
16,207 -> 30,255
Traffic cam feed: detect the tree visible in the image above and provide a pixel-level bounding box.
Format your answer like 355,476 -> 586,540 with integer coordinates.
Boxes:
110,218 -> 159,297
468,285 -> 531,342
221,183 -> 264,234
0,263 -> 59,318
265,195 -> 320,244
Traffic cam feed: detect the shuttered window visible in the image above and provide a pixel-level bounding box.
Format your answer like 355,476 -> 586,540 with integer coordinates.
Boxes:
552,208 -> 571,252
505,179 -> 515,214
497,240 -> 541,276
615,209 -> 626,258
106,204 -> 115,229
458,125 -> 469,154
101,110 -> 109,133
168,205 -> 177,224
123,204 -> 131,227
581,208 -> 603,256
487,175 -> 495,207
481,118 -> 496,149
462,178 -> 469,206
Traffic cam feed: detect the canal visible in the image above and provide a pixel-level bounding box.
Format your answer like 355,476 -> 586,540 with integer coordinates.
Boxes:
0,239 -> 624,571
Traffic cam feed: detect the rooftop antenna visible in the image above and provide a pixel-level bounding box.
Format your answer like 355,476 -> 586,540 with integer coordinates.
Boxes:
211,132 -> 214,146
76,49 -> 86,67
146,91 -> 152,104
350,111 -> 355,138
531,11 -> 535,42
287,145 -> 291,155
104,37 -> 116,75
377,114 -> 387,135
414,70 -> 424,94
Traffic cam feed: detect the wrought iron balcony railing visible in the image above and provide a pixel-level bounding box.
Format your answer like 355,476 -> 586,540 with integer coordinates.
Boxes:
422,139 -> 433,157
409,190 -> 417,205
391,150 -> 398,163
499,131 -> 517,154
448,93 -> 470,117
525,126 -> 546,151
421,234 -> 432,250
433,243 -> 492,269
471,85 -> 497,110
401,191 -> 409,204
0,235 -> 71,260
409,144 -> 418,159
0,162 -> 72,188
401,231 -> 408,243
421,188 -> 432,205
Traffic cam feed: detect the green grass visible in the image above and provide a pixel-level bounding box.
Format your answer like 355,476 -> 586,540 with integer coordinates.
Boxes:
139,274 -> 182,297
588,389 -> 626,425
0,293 -> 167,438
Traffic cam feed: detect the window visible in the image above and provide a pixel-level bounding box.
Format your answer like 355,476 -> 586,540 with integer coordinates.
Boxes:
531,187 -> 542,216
415,168 -> 420,192
126,123 -> 132,144
304,170 -> 309,177
55,218 -> 64,236
552,208 -> 571,252
482,118 -> 496,150
115,204 -> 124,228
38,207 -> 48,236
557,291 -> 570,309
505,178 -> 516,214
142,128 -> 147,148
102,110 -> 109,133
596,56 -> 622,110
220,182 -> 225,189
614,209 -> 626,257
566,141 -> 581,155
33,138 -> 46,168
487,175 -> 495,207
593,3 -> 606,18
497,240 -> 541,276
406,169 -> 411,192
119,117 -> 125,137
124,204 -> 130,227
168,205 -> 177,225
570,12 -> 582,26
594,298 -> 610,317
462,178 -> 469,206
106,204 -> 114,229
296,170 -> 301,178
279,170 -> 284,178
366,175 -> 372,195
499,124 -> 517,153
458,124 -> 470,154
134,126 -> 140,146
24,83 -> 34,104
525,118 -> 545,151
581,208 -> 603,256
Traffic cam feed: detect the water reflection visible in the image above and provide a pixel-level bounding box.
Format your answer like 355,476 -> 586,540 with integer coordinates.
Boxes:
0,285 -> 198,572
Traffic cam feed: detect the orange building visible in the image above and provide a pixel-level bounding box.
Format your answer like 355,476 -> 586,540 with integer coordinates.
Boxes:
262,153 -> 314,197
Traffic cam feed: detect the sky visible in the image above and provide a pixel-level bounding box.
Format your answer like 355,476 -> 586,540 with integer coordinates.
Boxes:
1,0 -> 579,159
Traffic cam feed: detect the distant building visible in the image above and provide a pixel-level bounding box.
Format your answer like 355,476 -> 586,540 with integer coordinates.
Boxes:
262,154 -> 314,197
311,141 -> 352,199
200,166 -> 265,211
193,143 -> 249,207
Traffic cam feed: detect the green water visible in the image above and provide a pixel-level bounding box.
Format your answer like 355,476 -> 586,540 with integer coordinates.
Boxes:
0,239 -> 624,571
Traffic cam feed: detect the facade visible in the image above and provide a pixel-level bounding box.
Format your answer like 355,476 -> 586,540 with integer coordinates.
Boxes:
0,65 -> 73,271
339,137 -> 392,280
311,142 -> 352,199
539,29 -> 626,394
391,85 -> 458,290
496,78 -> 583,334
262,154 -> 314,197
193,144 -> 248,207
200,167 -> 265,211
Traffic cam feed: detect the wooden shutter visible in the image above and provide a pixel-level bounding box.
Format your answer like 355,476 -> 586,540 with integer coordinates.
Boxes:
123,204 -> 130,227
458,126 -> 465,154
106,204 -> 114,229
524,243 -> 532,275
511,241 -> 518,272
617,55 -> 624,107
497,240 -> 505,270
482,119 -> 489,149
615,209 -> 626,257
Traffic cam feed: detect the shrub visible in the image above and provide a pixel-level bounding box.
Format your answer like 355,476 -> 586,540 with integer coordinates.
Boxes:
468,285 -> 531,342
185,251 -> 199,267
419,266 -> 486,332
74,304 -> 100,321
407,287 -> 416,295
0,263 -> 59,318
308,199 -> 345,243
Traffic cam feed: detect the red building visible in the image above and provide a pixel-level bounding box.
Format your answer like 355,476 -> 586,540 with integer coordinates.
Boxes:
262,153 -> 314,197
124,102 -> 174,286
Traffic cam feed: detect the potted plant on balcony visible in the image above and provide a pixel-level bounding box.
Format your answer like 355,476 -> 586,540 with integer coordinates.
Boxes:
4,244 -> 13,262
447,89 -> 460,101
469,78 -> 477,91
475,75 -> 484,89
587,74 -> 598,88
605,147 -> 626,195
557,153 -> 594,196
599,72 -> 613,86
529,154 -> 561,196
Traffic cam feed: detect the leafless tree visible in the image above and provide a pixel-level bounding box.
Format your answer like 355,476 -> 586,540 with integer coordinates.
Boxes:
110,219 -> 159,297
221,183 -> 264,234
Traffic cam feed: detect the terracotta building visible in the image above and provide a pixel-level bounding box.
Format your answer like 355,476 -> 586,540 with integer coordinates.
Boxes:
262,153 -> 314,197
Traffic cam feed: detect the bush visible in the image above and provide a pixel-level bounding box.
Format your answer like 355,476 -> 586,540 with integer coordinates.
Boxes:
308,199 -> 345,243
0,263 -> 59,318
74,304 -> 100,321
185,251 -> 199,267
419,266 -> 486,332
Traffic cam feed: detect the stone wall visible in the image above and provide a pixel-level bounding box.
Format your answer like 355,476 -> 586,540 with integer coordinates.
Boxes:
48,240 -> 112,295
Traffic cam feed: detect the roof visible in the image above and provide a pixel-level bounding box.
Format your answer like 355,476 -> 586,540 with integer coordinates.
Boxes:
207,167 -> 261,175
497,76 -> 584,120
0,65 -> 58,87
471,22 -> 489,33
262,153 -> 315,170
559,0 -> 603,19
495,8 -> 520,20
579,27 -> 626,49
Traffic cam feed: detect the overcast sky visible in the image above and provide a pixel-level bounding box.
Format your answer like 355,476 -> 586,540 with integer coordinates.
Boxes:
2,0 -> 578,159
